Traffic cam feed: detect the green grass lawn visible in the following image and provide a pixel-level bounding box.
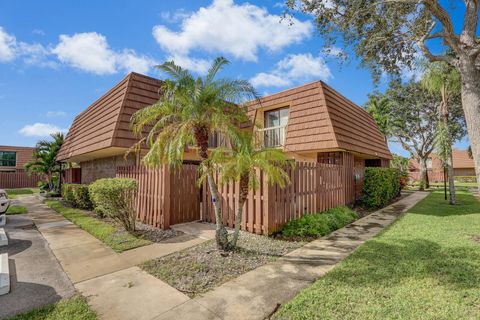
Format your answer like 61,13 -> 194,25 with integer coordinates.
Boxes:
8,296 -> 96,320
6,205 -> 28,215
274,190 -> 480,320
5,188 -> 40,199
45,200 -> 151,252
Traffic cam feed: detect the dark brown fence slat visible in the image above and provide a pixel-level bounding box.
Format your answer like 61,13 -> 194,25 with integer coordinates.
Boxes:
0,170 -> 41,189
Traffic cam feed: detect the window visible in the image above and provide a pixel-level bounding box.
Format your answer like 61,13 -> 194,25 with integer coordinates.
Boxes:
426,158 -> 433,170
262,107 -> 289,147
0,151 -> 16,167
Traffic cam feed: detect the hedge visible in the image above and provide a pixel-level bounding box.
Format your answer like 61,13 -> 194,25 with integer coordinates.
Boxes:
454,176 -> 477,183
362,167 -> 401,208
281,206 -> 358,238
89,178 -> 138,231
61,184 -> 93,210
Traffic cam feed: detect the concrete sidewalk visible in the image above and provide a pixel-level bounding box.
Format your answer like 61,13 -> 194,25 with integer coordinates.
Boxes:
156,191 -> 429,320
20,196 -> 212,320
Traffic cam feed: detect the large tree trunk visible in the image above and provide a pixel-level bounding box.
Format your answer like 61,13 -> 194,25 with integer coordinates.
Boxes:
459,64 -> 480,192
194,125 -> 228,249
419,157 -> 428,191
227,174 -> 249,250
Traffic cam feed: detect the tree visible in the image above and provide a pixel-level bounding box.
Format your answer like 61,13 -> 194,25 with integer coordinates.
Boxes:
204,131 -> 292,250
391,154 -> 409,177
365,80 -> 465,190
364,97 -> 391,143
286,0 -> 480,191
130,57 -> 257,250
422,61 -> 461,204
25,132 -> 65,191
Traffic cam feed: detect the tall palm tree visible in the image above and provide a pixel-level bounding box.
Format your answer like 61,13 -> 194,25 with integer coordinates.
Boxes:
422,61 -> 461,204
364,97 -> 391,144
25,132 -> 65,191
204,131 -> 292,250
130,57 -> 258,249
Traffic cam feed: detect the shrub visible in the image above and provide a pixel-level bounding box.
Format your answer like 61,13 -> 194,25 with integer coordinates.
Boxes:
454,176 -> 477,183
281,206 -> 358,238
89,178 -> 138,232
61,184 -> 93,210
362,167 -> 401,208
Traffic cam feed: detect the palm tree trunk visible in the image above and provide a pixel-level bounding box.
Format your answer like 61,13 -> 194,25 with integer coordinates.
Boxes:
227,174 -> 249,250
207,173 -> 228,248
194,125 -> 228,249
447,152 -> 456,205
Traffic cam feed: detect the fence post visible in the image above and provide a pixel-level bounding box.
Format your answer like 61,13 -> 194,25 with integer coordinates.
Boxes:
263,172 -> 276,235
162,165 -> 171,229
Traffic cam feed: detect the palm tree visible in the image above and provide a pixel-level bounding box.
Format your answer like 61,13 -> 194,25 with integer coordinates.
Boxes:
130,57 -> 258,249
422,61 -> 461,204
364,97 -> 391,143
204,131 -> 292,250
25,132 -> 65,191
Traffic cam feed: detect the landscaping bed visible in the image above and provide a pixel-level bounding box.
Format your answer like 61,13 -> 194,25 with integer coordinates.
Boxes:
142,231 -> 304,297
7,295 -> 96,320
274,190 -> 480,320
5,188 -> 39,199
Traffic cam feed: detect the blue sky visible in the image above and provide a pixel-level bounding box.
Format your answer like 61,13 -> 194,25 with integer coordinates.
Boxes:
0,0 -> 470,156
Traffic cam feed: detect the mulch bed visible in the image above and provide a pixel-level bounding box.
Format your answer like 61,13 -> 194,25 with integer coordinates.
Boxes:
141,232 -> 304,297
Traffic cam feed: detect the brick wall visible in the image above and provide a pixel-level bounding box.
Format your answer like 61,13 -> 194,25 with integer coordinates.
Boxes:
80,154 -> 137,184
0,145 -> 35,171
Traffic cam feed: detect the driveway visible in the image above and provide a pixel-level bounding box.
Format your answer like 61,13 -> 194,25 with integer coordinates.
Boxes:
0,198 -> 75,319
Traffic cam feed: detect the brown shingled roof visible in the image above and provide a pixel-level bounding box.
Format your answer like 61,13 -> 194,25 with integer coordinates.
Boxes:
248,81 -> 391,159
57,73 -> 162,162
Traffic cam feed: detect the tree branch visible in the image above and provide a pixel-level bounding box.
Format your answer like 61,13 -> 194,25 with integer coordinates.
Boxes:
417,21 -> 457,66
461,0 -> 480,47
422,0 -> 460,51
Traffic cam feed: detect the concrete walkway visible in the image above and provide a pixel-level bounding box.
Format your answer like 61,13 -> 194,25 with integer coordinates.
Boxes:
0,206 -> 75,319
19,196 -> 213,320
156,191 -> 429,320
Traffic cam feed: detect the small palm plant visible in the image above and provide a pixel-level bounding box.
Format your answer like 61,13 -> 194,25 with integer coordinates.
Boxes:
130,57 -> 258,249
204,131 -> 292,250
25,132 -> 65,191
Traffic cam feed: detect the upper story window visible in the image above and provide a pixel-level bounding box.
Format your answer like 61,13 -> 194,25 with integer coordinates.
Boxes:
0,151 -> 16,167
261,107 -> 289,147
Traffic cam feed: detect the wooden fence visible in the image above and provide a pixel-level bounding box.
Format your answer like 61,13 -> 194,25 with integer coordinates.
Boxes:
116,165 -> 200,229
202,162 -> 354,235
0,170 -> 41,189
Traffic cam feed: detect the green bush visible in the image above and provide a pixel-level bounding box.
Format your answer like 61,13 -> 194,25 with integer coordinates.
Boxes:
454,176 -> 477,183
61,184 -> 93,210
89,178 -> 138,232
281,206 -> 358,238
362,167 -> 401,208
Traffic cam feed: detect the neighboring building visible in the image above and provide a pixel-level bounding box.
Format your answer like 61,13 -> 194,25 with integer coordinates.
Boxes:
409,149 -> 476,182
0,145 -> 40,189
0,146 -> 35,172
58,73 -> 391,188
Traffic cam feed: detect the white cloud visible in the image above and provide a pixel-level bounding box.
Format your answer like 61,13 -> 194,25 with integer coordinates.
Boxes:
0,27 -> 17,62
165,54 -> 211,74
46,111 -> 67,118
152,0 -> 312,68
52,32 -> 155,75
160,9 -> 191,23
19,123 -> 68,137
32,29 -> 46,36
250,53 -> 332,88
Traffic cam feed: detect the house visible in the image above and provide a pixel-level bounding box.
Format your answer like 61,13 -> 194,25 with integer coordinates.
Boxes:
408,149 -> 476,182
58,73 -> 391,183
0,146 -> 35,173
0,145 -> 39,189
58,73 -> 391,232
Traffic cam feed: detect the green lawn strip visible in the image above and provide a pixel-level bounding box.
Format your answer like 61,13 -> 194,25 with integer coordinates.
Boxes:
7,295 -> 96,320
274,190 -> 480,320
45,200 -> 151,252
5,188 -> 39,199
6,205 -> 28,215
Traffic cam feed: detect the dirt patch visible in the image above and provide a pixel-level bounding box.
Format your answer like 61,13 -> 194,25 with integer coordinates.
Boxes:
134,221 -> 182,242
471,235 -> 480,244
141,232 -> 304,297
